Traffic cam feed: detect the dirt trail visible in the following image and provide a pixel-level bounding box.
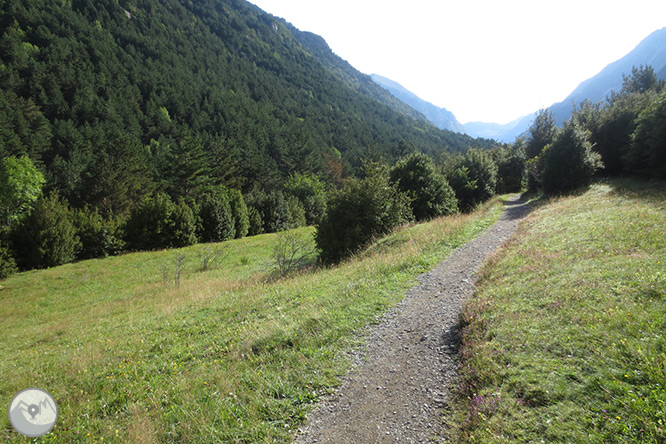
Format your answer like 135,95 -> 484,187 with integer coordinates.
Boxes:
293,197 -> 530,444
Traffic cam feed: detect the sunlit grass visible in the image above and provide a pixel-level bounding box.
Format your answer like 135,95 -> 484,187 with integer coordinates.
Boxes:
452,178 -> 666,443
0,198 -> 506,442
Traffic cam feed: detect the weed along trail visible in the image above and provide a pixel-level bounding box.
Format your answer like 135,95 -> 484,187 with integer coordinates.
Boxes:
293,196 -> 530,444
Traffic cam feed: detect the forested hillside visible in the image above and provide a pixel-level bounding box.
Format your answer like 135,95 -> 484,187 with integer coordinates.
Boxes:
0,0 -> 488,213
0,0 -> 499,277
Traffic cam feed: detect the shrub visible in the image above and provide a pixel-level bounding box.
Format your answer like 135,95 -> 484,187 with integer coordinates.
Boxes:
445,148 -> 498,212
227,189 -> 249,238
272,230 -> 315,276
542,120 -> 602,195
315,172 -> 412,264
0,241 -> 17,279
125,192 -> 197,250
284,173 -> 327,225
389,152 -> 458,221
72,206 -> 124,260
627,90 -> 666,178
198,246 -> 227,272
197,189 -> 235,242
246,190 -> 291,234
10,192 -> 81,270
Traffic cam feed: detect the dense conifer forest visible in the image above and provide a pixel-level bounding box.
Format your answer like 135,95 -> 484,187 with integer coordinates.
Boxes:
0,0 -> 488,204
1,0 -> 664,278
0,0 -> 499,275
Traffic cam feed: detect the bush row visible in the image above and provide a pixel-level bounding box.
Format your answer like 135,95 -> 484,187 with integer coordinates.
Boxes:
525,65 -> 665,195
315,150 -> 512,264
1,173 -> 328,276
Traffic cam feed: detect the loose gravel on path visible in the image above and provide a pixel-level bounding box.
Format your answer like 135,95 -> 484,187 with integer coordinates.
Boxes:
293,196 -> 530,444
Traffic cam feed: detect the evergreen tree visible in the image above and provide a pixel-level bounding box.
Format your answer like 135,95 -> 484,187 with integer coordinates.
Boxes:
627,89 -> 666,177
10,192 -> 81,270
72,206 -> 124,260
389,152 -> 457,221
542,120 -> 602,195
526,109 -> 557,189
316,169 -> 412,264
444,148 -> 497,212
284,172 -> 327,225
246,189 -> 292,234
526,109 -> 557,159
197,189 -> 236,242
494,139 -> 526,193
124,193 -> 197,251
621,65 -> 659,95
227,188 -> 250,239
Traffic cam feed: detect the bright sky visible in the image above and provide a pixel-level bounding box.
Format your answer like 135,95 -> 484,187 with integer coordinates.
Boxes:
248,0 -> 666,124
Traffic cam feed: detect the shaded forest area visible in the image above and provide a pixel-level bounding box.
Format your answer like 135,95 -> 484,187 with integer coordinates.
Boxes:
0,0 -> 488,209
2,0 -> 664,279
0,0 -> 498,276
522,65 -> 665,194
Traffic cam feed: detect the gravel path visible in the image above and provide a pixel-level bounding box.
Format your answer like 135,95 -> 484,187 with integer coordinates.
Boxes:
293,196 -> 530,444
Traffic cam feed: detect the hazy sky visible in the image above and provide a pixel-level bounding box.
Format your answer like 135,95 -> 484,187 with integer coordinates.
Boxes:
248,0 -> 666,124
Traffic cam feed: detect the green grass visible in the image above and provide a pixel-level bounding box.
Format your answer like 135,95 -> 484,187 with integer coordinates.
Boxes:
452,179 -> 666,443
0,198 -> 506,442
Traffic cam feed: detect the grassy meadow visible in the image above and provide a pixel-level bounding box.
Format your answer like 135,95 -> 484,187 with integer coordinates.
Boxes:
453,179 -> 666,443
0,197 -> 506,442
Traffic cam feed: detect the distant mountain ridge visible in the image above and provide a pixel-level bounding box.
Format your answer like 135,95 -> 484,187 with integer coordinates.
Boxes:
549,27 -> 666,125
372,27 -> 666,143
463,114 -> 536,142
370,74 -> 465,133
371,73 -> 533,143
285,29 -> 429,123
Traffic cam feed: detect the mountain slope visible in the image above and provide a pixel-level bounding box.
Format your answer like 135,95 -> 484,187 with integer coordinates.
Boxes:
370,28 -> 666,144
463,113 -> 536,142
549,27 -> 666,125
0,0 -> 489,214
371,74 -> 466,133
287,30 -> 428,123
370,73 -> 533,143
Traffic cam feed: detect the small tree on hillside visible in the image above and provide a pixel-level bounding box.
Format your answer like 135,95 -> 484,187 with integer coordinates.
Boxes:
246,190 -> 292,234
284,172 -> 327,225
542,120 -> 602,195
627,89 -> 666,178
621,65 -> 659,95
197,189 -> 235,242
72,206 -> 125,259
444,148 -> 497,212
526,109 -> 558,189
315,170 -> 412,264
125,192 -> 197,250
227,189 -> 249,239
0,155 -> 45,231
389,152 -> 457,221
11,192 -> 81,270
526,109 -> 558,159
494,139 -> 526,193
